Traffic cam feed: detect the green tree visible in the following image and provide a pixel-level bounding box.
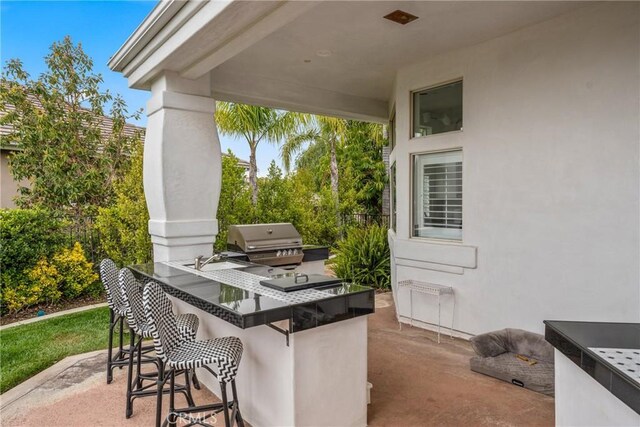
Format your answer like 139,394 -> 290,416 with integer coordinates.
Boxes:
94,140 -> 151,266
283,118 -> 387,219
255,161 -> 294,224
0,36 -> 141,220
253,162 -> 341,246
341,121 -> 387,215
281,116 -> 347,207
215,102 -> 307,206
292,139 -> 329,192
215,151 -> 254,250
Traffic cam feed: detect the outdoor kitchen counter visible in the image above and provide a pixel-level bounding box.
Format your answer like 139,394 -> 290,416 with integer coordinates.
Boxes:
131,258 -> 373,426
544,321 -> 640,426
130,259 -> 374,333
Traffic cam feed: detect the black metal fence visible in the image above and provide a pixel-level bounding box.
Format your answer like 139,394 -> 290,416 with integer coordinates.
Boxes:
341,213 -> 390,229
66,219 -> 106,266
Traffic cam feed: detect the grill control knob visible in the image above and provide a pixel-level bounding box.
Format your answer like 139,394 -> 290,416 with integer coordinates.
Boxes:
288,249 -> 293,256
293,249 -> 298,255
276,250 -> 282,257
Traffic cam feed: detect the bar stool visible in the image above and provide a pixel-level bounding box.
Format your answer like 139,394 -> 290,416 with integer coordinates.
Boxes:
143,282 -> 245,427
100,259 -> 130,384
119,268 -> 200,419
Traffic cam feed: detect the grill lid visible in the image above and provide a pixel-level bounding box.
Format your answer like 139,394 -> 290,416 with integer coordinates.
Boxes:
228,223 -> 302,252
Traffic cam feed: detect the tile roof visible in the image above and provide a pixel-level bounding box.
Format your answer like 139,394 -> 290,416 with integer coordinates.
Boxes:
0,93 -> 145,150
0,90 -> 251,167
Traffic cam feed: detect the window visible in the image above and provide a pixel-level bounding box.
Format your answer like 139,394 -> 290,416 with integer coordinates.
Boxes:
412,80 -> 462,138
390,162 -> 396,231
412,150 -> 462,240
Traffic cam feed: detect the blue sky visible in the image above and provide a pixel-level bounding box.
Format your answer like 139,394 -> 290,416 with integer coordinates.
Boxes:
1,0 -> 283,175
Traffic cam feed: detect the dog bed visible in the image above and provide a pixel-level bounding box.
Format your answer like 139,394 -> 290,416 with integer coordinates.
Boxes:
469,328 -> 555,396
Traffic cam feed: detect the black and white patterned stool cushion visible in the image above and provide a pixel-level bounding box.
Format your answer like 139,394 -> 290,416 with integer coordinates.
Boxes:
165,337 -> 243,383
100,259 -> 126,316
143,283 -> 243,383
119,268 -> 198,341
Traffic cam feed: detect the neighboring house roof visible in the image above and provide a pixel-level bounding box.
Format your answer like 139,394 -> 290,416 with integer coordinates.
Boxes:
0,90 -> 251,168
231,155 -> 250,169
0,95 -> 145,150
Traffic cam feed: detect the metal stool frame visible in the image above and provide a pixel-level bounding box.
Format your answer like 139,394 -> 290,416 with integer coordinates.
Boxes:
143,283 -> 244,427
119,268 -> 199,419
101,259 -> 135,384
160,362 -> 244,427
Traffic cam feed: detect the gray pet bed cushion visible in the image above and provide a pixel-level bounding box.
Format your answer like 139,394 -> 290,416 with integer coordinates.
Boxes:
469,328 -> 555,396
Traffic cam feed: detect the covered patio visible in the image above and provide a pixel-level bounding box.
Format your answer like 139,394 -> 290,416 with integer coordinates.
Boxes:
104,1 -> 639,426
0,294 -> 554,426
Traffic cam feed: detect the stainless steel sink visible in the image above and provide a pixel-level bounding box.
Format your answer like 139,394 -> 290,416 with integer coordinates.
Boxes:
184,261 -> 243,272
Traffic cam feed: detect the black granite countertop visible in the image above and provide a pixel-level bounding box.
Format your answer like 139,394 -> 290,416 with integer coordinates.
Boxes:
130,259 -> 374,333
544,320 -> 640,414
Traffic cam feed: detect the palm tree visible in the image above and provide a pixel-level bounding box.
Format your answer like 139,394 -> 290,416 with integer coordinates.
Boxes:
281,116 -> 347,204
215,102 -> 306,205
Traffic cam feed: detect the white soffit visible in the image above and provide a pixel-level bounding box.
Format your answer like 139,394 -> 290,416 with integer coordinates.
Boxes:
111,1 -> 589,120
211,1 -> 589,103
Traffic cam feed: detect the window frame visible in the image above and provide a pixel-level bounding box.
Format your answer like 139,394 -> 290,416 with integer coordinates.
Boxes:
390,161 -> 396,232
409,148 -> 464,242
410,78 -> 464,140
388,109 -> 397,152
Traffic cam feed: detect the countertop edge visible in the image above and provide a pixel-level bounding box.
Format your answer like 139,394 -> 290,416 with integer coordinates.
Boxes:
544,320 -> 640,415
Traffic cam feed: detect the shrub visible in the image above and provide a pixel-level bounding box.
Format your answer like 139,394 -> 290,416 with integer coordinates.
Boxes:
3,243 -> 99,313
26,259 -> 63,304
4,260 -> 61,313
51,242 -> 100,299
95,140 -> 152,266
215,151 -> 254,251
0,209 -> 67,280
0,209 -> 67,313
331,224 -> 390,289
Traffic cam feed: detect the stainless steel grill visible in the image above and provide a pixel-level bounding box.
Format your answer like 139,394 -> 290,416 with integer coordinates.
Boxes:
227,223 -> 304,267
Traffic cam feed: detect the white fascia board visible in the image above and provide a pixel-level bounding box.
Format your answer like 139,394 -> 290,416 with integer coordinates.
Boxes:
108,0 -> 188,72
123,0 -> 225,88
211,72 -> 389,123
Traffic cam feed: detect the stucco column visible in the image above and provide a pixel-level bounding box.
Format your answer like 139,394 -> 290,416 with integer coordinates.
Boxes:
144,72 -> 221,262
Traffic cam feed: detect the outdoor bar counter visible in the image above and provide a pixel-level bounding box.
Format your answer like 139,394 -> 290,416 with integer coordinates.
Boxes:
544,321 -> 640,426
131,258 -> 374,426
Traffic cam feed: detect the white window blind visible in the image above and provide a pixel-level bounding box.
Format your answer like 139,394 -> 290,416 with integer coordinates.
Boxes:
413,150 -> 462,240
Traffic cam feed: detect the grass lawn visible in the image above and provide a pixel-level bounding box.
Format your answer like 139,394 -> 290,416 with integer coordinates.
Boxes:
0,306 -> 131,393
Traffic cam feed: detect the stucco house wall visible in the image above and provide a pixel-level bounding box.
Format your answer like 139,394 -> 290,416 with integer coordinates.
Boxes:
389,3 -> 640,336
0,149 -> 28,209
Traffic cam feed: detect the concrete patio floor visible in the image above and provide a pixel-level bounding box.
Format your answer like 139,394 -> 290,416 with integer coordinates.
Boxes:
1,293 -> 554,426
367,293 -> 554,426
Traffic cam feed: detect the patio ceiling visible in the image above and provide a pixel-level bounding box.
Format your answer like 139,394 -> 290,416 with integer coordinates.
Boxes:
110,1 -> 588,122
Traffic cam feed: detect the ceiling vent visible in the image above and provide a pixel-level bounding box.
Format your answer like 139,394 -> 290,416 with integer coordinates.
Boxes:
383,10 -> 419,25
